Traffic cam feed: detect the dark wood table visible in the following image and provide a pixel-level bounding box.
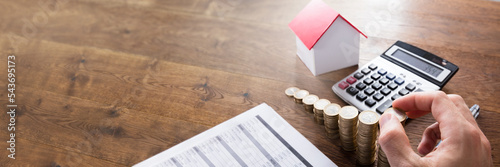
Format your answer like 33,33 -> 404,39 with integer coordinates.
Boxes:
1,0 -> 499,166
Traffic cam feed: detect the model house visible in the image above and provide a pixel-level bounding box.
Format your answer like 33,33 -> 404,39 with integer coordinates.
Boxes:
289,0 -> 367,76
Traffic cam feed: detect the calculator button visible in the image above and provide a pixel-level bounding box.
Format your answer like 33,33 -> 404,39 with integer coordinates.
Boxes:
379,78 -> 389,85
368,64 -> 377,70
363,78 -> 374,85
405,83 -> 416,91
376,99 -> 393,114
361,68 -> 371,75
378,69 -> 387,75
381,88 -> 391,96
373,93 -> 384,101
364,88 -> 375,96
388,83 -> 398,90
338,81 -> 349,90
386,73 -> 396,80
346,87 -> 359,96
371,73 -> 381,80
394,77 -> 405,85
372,83 -> 382,90
353,72 -> 364,79
346,76 -> 357,84
391,94 -> 401,100
356,93 -> 367,101
356,83 -> 367,90
399,89 -> 410,96
365,99 -> 376,107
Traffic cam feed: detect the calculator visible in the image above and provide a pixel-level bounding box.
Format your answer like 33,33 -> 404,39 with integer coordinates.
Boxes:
332,41 -> 459,114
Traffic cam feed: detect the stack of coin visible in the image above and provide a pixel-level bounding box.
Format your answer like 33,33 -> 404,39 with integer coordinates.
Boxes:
339,106 -> 359,151
377,143 -> 389,167
323,103 -> 341,139
285,87 -> 300,97
356,110 -> 380,165
377,108 -> 408,167
302,94 -> 319,113
293,90 -> 309,104
313,99 -> 330,125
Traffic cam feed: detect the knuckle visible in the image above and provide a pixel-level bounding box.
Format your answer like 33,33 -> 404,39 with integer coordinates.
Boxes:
434,91 -> 448,99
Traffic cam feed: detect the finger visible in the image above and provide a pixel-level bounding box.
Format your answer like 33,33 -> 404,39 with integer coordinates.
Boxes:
418,122 -> 440,155
405,110 -> 429,119
379,112 -> 420,166
392,91 -> 460,129
447,94 -> 477,126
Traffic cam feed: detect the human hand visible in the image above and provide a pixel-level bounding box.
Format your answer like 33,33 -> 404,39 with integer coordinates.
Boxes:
378,91 -> 493,166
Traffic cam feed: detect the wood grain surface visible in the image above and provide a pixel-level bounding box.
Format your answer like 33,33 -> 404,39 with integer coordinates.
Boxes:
0,0 -> 499,166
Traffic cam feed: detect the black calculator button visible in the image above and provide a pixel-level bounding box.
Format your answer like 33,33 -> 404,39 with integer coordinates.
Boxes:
388,83 -> 398,90
394,77 -> 405,85
386,73 -> 396,80
346,86 -> 359,96
391,94 -> 401,100
356,83 -> 367,90
379,78 -> 389,85
399,89 -> 410,96
364,88 -> 375,96
353,72 -> 364,79
405,83 -> 416,91
356,93 -> 367,101
372,83 -> 382,90
365,99 -> 376,107
378,69 -> 387,75
368,64 -> 377,70
361,68 -> 371,75
363,78 -> 374,85
376,99 -> 393,114
373,93 -> 384,101
381,88 -> 391,96
371,73 -> 381,80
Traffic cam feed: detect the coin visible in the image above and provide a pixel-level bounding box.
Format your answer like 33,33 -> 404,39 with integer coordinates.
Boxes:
384,108 -> 408,125
324,103 -> 341,117
339,106 -> 359,151
285,87 -> 300,97
356,110 -> 379,165
293,90 -> 309,104
302,94 -> 319,113
313,99 -> 330,125
302,94 -> 319,105
359,110 -> 380,125
339,106 -> 359,120
313,99 -> 331,115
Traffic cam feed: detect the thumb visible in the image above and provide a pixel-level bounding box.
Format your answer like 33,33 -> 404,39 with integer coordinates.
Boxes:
379,113 -> 420,166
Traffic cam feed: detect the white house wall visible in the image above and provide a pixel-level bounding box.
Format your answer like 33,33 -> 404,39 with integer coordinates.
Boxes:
295,36 -> 317,75
313,17 -> 360,75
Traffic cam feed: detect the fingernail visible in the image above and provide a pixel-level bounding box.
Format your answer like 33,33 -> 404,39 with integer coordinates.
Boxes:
380,113 -> 393,127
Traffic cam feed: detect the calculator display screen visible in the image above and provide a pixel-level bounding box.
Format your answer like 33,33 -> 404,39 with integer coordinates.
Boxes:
393,49 -> 443,77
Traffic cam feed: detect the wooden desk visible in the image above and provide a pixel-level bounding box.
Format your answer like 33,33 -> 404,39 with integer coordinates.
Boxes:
0,0 -> 499,166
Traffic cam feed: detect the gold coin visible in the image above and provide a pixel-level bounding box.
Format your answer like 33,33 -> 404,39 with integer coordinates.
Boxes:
339,106 -> 359,120
324,103 -> 341,117
285,87 -> 300,97
302,94 -> 319,105
359,110 -> 380,125
384,108 -> 407,123
313,99 -> 331,111
293,90 -> 309,103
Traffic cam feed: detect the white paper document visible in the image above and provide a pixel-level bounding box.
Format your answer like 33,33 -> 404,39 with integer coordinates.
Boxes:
134,103 -> 336,167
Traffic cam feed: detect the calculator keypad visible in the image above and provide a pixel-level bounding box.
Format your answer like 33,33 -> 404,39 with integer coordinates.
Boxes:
336,64 -> 419,114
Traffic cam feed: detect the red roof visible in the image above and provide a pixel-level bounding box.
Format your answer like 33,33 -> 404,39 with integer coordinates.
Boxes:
289,0 -> 367,50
